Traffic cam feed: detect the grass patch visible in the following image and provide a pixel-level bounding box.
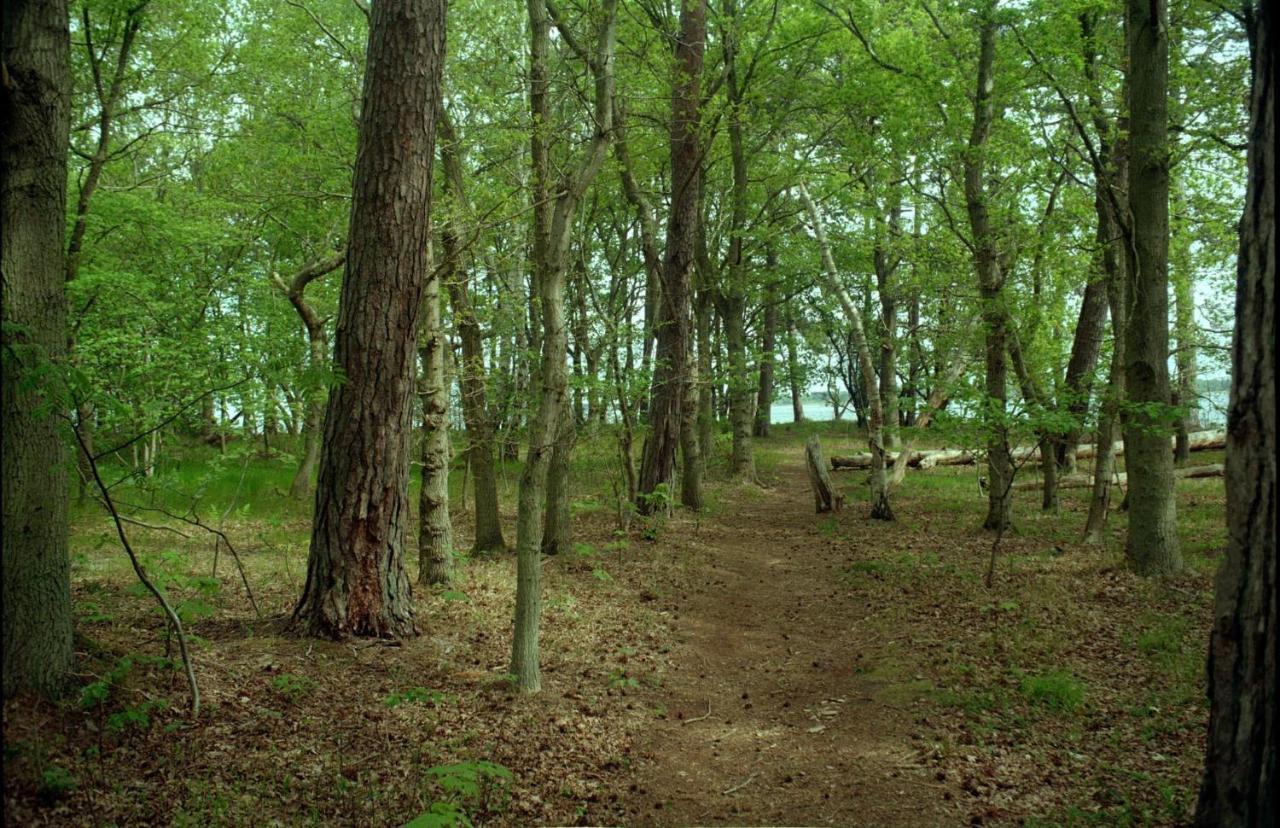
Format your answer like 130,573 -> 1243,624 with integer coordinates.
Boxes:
1020,671 -> 1086,712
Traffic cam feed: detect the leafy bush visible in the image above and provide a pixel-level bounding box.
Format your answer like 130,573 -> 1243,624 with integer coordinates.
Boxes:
404,761 -> 513,827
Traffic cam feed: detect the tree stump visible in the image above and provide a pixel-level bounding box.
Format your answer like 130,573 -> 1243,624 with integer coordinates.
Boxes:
805,436 -> 842,513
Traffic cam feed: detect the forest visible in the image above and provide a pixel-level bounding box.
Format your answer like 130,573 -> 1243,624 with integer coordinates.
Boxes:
1,0 -> 1274,825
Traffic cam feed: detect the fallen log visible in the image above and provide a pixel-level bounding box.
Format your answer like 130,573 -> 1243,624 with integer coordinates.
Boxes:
1012,463 -> 1224,491
805,436 -> 843,513
832,430 -> 1225,471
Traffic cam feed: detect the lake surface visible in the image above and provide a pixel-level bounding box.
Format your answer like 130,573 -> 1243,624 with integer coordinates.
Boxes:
768,390 -> 1229,426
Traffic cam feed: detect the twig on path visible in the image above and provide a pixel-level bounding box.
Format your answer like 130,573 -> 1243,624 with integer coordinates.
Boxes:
683,701 -> 712,724
722,772 -> 758,795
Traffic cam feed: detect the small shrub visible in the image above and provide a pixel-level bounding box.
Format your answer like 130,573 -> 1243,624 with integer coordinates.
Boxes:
37,766 -> 77,802
271,673 -> 316,702
411,760 -> 513,826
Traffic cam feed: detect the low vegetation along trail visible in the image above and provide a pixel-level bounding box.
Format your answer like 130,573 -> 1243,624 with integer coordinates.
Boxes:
625,460 -> 956,825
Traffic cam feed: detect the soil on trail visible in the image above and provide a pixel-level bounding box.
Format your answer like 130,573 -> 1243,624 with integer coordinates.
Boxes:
625,463 -> 959,826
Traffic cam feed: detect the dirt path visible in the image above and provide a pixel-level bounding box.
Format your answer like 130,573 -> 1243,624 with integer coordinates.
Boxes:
625,462 -> 960,826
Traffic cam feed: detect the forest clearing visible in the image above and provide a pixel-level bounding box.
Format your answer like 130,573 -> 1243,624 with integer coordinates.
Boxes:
2,0 -> 1273,826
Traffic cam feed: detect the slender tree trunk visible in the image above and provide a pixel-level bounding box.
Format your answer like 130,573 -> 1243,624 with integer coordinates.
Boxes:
680,340 -> 703,510
695,289 -> 714,462
1122,0 -> 1181,576
438,109 -> 505,552
800,183 -> 892,520
874,201 -> 901,449
271,253 -> 344,500
904,293 -> 922,426
2,0 -> 74,699
754,264 -> 778,438
291,0 -> 445,638
786,310 -> 805,423
719,11 -> 754,478
638,0 -> 705,513
1057,275 -> 1108,473
418,259 -> 453,585
512,0 -> 616,692
964,7 -> 1012,532
541,405 -> 575,555
1173,271 -> 1199,464
720,292 -> 755,479
1196,3 -> 1275,820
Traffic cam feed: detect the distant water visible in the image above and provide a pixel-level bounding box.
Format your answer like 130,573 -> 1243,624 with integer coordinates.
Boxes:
769,389 -> 1229,427
769,401 -> 839,424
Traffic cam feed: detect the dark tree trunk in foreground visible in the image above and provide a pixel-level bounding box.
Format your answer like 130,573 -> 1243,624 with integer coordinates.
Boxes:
292,0 -> 445,638
1122,0 -> 1181,575
638,0 -> 705,513
1196,2 -> 1275,822
2,0 -> 74,698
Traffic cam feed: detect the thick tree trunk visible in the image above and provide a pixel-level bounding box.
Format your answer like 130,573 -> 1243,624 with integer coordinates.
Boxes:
1122,0 -> 1181,576
2,0 -> 74,699
964,7 -> 1012,532
291,0 -> 445,639
638,0 -> 704,513
1196,3 -> 1275,821
418,267 -> 453,586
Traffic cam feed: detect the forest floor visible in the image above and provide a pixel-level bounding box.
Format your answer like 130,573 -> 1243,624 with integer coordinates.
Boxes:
3,424 -> 1224,826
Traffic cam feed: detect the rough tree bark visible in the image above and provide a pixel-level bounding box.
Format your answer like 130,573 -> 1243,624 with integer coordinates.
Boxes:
2,0 -> 75,698
1122,0 -> 1181,576
638,0 -> 705,513
1195,1 -> 1275,821
291,0 -> 446,639
799,183 -> 892,520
